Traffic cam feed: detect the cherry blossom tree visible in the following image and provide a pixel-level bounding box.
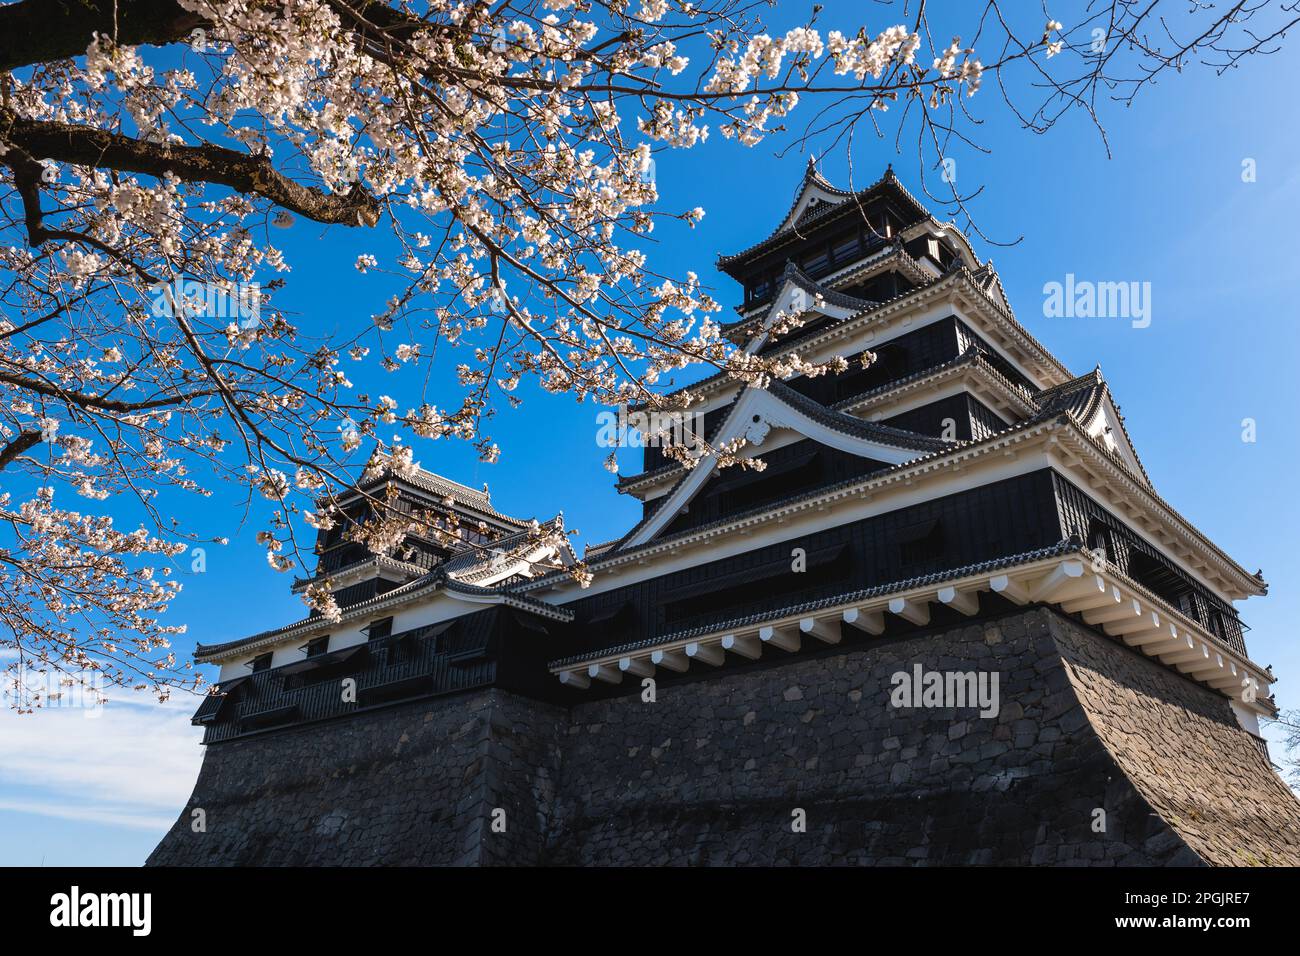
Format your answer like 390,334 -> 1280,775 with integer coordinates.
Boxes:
0,0 -> 1292,709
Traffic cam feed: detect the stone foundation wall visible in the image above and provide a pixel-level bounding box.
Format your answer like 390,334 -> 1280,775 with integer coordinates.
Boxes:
546,607 -> 1183,865
149,607 -> 1300,866
148,688 -> 566,866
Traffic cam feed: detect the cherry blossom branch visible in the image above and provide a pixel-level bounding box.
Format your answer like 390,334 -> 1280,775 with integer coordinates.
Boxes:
1,111 -> 382,228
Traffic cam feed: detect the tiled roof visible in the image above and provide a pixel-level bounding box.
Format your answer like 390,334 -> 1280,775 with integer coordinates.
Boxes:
1029,368 -> 1154,486
641,264 -> 949,411
606,380 -> 952,552
616,346 -> 1032,495
690,261 -> 1073,411
830,345 -> 1035,415
765,380 -> 953,453
533,404 -> 1266,601
717,165 -> 929,270
582,538 -> 620,558
345,466 -> 531,528
440,515 -> 573,583
547,538 -> 1083,667
1032,368 -> 1107,423
193,564 -> 573,662
290,553 -> 431,592
721,261 -> 876,333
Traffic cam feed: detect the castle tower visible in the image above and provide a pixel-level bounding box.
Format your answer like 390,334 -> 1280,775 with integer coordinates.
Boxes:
151,164 -> 1300,867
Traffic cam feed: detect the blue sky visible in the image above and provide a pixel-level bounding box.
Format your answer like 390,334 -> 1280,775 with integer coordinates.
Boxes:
2,1 -> 1298,865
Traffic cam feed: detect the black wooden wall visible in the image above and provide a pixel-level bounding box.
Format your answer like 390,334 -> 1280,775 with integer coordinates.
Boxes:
1051,474 -> 1246,655
882,393 -> 1008,442
556,469 -> 1062,663
657,438 -> 891,536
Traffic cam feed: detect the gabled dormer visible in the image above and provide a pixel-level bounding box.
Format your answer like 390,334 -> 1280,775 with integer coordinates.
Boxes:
616,379 -> 951,549
1032,367 -> 1153,488
780,156 -> 855,230
727,261 -> 875,352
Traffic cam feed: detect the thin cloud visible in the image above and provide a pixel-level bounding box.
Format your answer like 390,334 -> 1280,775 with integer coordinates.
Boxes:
0,695 -> 204,844
0,798 -> 175,832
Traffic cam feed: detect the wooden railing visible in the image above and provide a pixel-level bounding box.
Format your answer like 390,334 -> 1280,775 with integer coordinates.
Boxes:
198,624 -> 495,744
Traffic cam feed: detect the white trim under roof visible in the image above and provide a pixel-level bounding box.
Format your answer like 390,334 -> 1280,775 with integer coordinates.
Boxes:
743,274 -> 865,356
547,553 -> 1273,723
197,576 -> 574,667
616,351 -> 1037,502
798,292 -> 1046,394
524,417 -> 1262,604
332,473 -> 528,530
290,554 -> 429,594
733,243 -> 928,323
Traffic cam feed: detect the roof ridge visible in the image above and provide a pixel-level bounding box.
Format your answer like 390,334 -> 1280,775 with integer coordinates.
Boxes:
532,414 -> 1264,599
764,379 -> 953,452
618,349 -> 995,493
607,380 -> 955,554
194,560 -> 578,660
1036,365 -> 1104,398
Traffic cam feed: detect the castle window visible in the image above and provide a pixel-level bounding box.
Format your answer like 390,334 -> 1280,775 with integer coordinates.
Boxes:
831,233 -> 860,263
1086,518 -> 1113,564
1176,591 -> 1202,624
423,619 -> 459,654
801,248 -> 830,276
662,544 -> 849,626
869,210 -> 896,239
865,343 -> 908,384
897,518 -> 945,570
723,449 -> 823,513
364,617 -> 393,641
586,601 -> 636,640
1126,549 -> 1184,606
304,636 -> 330,658
249,653 -> 272,672
1208,608 -> 1228,640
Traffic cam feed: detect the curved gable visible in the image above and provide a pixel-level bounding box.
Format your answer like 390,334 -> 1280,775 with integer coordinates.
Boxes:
618,383 -> 949,550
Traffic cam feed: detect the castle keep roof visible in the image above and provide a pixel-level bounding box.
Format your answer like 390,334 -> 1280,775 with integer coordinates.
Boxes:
716,163 -> 933,274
